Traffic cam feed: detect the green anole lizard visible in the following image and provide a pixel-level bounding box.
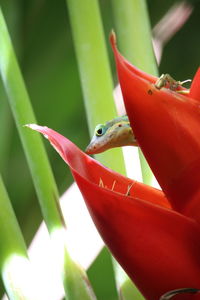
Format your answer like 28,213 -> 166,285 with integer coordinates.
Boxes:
85,115 -> 137,154
85,74 -> 191,155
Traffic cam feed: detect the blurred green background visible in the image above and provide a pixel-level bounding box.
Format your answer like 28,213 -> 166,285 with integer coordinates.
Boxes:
0,0 -> 200,299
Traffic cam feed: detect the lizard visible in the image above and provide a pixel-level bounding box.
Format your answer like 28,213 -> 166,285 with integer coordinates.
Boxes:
85,115 -> 137,155
85,74 -> 191,155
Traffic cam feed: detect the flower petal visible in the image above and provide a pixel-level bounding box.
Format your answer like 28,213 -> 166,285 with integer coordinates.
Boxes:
74,170 -> 200,300
28,124 -> 200,300
26,124 -> 169,209
110,33 -> 186,92
110,33 -> 200,221
109,33 -> 157,84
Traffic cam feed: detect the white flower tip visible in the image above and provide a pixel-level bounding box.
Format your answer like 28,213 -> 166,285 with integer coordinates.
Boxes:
24,123 -> 40,130
24,123 -> 49,132
24,124 -> 50,141
110,29 -> 116,45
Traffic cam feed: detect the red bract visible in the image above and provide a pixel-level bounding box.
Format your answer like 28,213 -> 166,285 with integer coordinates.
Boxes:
28,124 -> 200,300
110,33 -> 200,224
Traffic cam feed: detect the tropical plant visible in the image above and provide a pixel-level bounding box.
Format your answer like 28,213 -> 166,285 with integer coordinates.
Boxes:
0,1 -> 199,300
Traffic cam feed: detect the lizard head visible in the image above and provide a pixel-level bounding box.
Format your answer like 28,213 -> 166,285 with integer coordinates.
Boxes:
85,116 -> 138,155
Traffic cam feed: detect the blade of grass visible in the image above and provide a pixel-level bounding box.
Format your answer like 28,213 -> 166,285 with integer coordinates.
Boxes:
113,262 -> 144,300
0,7 -> 62,232
111,1 -> 159,299
50,228 -> 97,300
0,88 -> 12,174
0,7 -> 97,300
65,1 -> 141,300
111,0 -> 159,186
0,174 -> 38,300
111,0 -> 157,74
66,0 -> 126,174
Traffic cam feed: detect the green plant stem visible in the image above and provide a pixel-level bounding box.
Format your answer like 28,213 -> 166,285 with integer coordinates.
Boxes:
0,6 -> 62,234
51,228 -> 97,300
0,8 -> 96,300
66,0 -> 126,174
0,175 -> 30,299
112,0 -> 159,185
111,0 -> 157,74
66,0 -> 126,298
65,1 -> 140,300
64,251 -> 97,300
111,1 -> 159,299
0,175 -> 27,267
0,88 -> 12,174
112,257 -> 144,300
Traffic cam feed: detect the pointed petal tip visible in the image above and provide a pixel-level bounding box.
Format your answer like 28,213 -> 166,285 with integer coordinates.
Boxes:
25,123 -> 44,131
109,30 -> 117,49
109,32 -> 158,86
25,123 -> 50,139
110,31 -> 121,60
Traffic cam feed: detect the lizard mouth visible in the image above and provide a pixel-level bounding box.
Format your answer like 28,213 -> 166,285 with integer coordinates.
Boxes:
85,137 -> 110,154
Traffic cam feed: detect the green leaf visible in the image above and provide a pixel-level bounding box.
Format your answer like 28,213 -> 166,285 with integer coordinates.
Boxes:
0,7 -> 97,300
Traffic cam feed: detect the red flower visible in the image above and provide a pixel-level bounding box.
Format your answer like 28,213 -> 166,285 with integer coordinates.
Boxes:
110,33 -> 200,222
28,120 -> 200,300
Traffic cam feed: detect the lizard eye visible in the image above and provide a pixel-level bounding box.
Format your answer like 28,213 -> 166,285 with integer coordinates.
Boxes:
95,124 -> 105,136
96,128 -> 103,135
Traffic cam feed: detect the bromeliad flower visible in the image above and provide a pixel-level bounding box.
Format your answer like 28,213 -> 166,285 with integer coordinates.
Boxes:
110,32 -> 200,222
27,33 -> 200,300
27,121 -> 200,300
